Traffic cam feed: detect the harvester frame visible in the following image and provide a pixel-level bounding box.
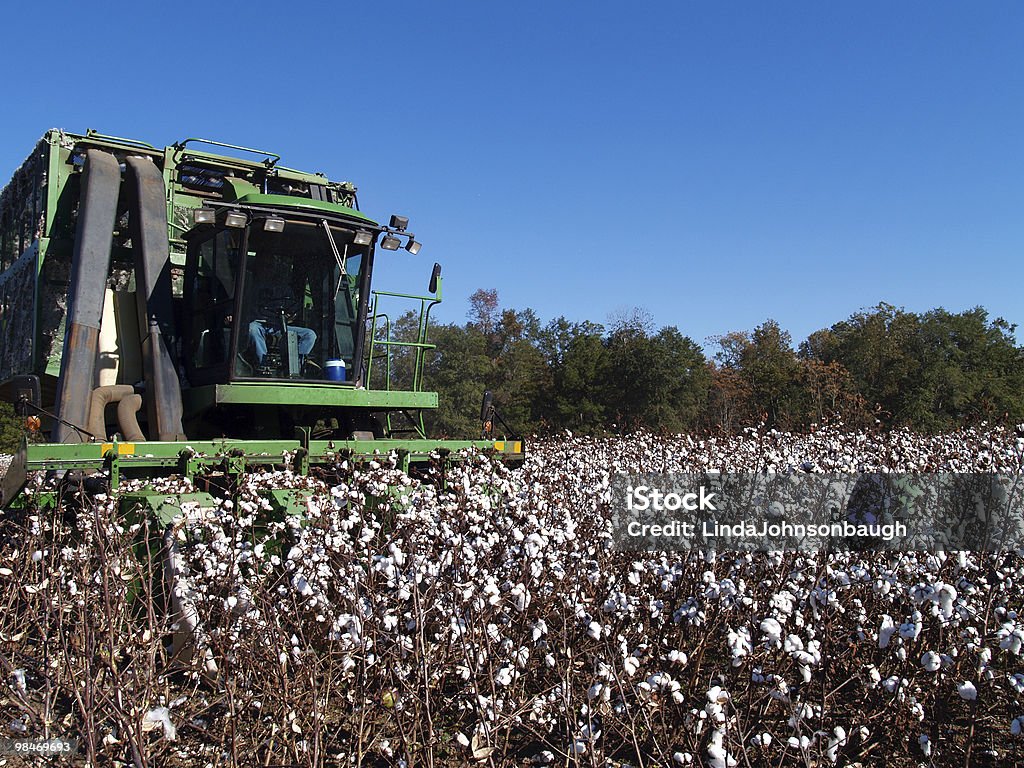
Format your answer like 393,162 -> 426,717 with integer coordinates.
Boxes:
0,129 -> 522,511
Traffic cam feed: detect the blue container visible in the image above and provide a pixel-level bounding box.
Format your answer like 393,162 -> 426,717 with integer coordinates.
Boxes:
325,359 -> 347,382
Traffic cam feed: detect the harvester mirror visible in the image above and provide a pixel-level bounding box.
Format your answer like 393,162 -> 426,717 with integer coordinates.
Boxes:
481,390 -> 494,423
429,263 -> 442,294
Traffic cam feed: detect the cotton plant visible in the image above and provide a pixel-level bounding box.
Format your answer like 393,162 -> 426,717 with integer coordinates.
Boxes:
3,427 -> 1024,765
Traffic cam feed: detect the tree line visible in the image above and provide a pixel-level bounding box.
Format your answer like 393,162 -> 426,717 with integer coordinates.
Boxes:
380,290 -> 1024,437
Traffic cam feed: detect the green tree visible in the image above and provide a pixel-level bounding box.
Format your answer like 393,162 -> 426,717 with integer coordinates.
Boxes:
604,313 -> 709,433
802,303 -> 1024,430
712,320 -> 801,427
536,317 -> 608,432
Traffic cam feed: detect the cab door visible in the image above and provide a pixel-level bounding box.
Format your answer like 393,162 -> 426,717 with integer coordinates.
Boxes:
183,227 -> 244,386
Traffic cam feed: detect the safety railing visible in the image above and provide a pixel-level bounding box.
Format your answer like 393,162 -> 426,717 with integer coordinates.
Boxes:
365,282 -> 442,437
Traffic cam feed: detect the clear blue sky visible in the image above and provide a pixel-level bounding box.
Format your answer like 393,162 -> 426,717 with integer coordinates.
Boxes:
3,1 -> 1021,349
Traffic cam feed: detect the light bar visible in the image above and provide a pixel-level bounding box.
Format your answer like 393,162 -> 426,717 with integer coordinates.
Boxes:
380,234 -> 401,250
192,208 -> 216,225
223,210 -> 247,228
389,214 -> 409,231
354,231 -> 373,246
263,217 -> 285,232
405,239 -> 421,255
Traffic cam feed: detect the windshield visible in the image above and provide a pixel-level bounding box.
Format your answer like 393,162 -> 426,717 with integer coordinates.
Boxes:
231,219 -> 368,381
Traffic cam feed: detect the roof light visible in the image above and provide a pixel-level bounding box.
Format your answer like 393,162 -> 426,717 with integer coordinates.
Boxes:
192,208 -> 216,225
380,234 -> 401,250
405,239 -> 421,255
263,217 -> 285,232
354,231 -> 373,246
389,215 -> 409,231
223,210 -> 247,228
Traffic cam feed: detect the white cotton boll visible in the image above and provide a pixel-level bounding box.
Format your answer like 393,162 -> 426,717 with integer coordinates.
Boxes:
1008,674 -> 1024,694
921,651 -> 941,672
672,751 -> 692,765
958,681 -> 978,701
706,729 -> 737,768
510,584 -> 531,613
495,666 -> 514,688
515,646 -> 530,669
292,574 -> 313,596
142,707 -> 177,741
879,615 -> 897,649
760,618 -> 782,644
727,627 -> 751,665
998,627 -> 1023,655
587,621 -> 603,641
783,634 -> 803,653
387,542 -> 405,567
899,611 -> 923,642
11,669 -> 26,693
919,734 -> 931,756
1012,716 -> 1024,737
882,676 -> 905,694
936,584 -> 957,620
668,649 -> 688,666
826,726 -> 847,764
532,619 -> 547,641
706,686 -> 730,704
568,740 -> 587,755
623,656 -> 640,676
910,699 -> 925,721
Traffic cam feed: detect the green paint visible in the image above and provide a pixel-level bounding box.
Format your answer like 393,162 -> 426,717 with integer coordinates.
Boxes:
235,193 -> 376,223
120,492 -> 218,526
184,384 -> 438,410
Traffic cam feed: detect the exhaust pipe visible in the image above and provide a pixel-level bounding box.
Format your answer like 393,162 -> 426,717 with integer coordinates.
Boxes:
54,150 -> 120,443
125,157 -> 186,441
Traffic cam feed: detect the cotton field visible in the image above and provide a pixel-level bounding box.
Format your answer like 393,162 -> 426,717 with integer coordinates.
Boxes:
1,424 -> 1023,767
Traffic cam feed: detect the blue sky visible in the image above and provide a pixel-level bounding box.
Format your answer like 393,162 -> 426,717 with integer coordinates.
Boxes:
3,1 -> 1021,349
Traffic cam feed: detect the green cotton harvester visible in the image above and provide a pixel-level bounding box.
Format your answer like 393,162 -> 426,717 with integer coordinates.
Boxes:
0,129 -> 522,514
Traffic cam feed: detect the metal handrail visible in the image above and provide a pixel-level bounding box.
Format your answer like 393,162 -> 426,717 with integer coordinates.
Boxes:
84,129 -> 157,149
366,281 -> 442,438
172,138 -> 281,167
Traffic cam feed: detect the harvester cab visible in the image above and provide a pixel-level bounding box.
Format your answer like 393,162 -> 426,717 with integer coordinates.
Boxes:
180,195 -> 386,438
0,130 -> 524,507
